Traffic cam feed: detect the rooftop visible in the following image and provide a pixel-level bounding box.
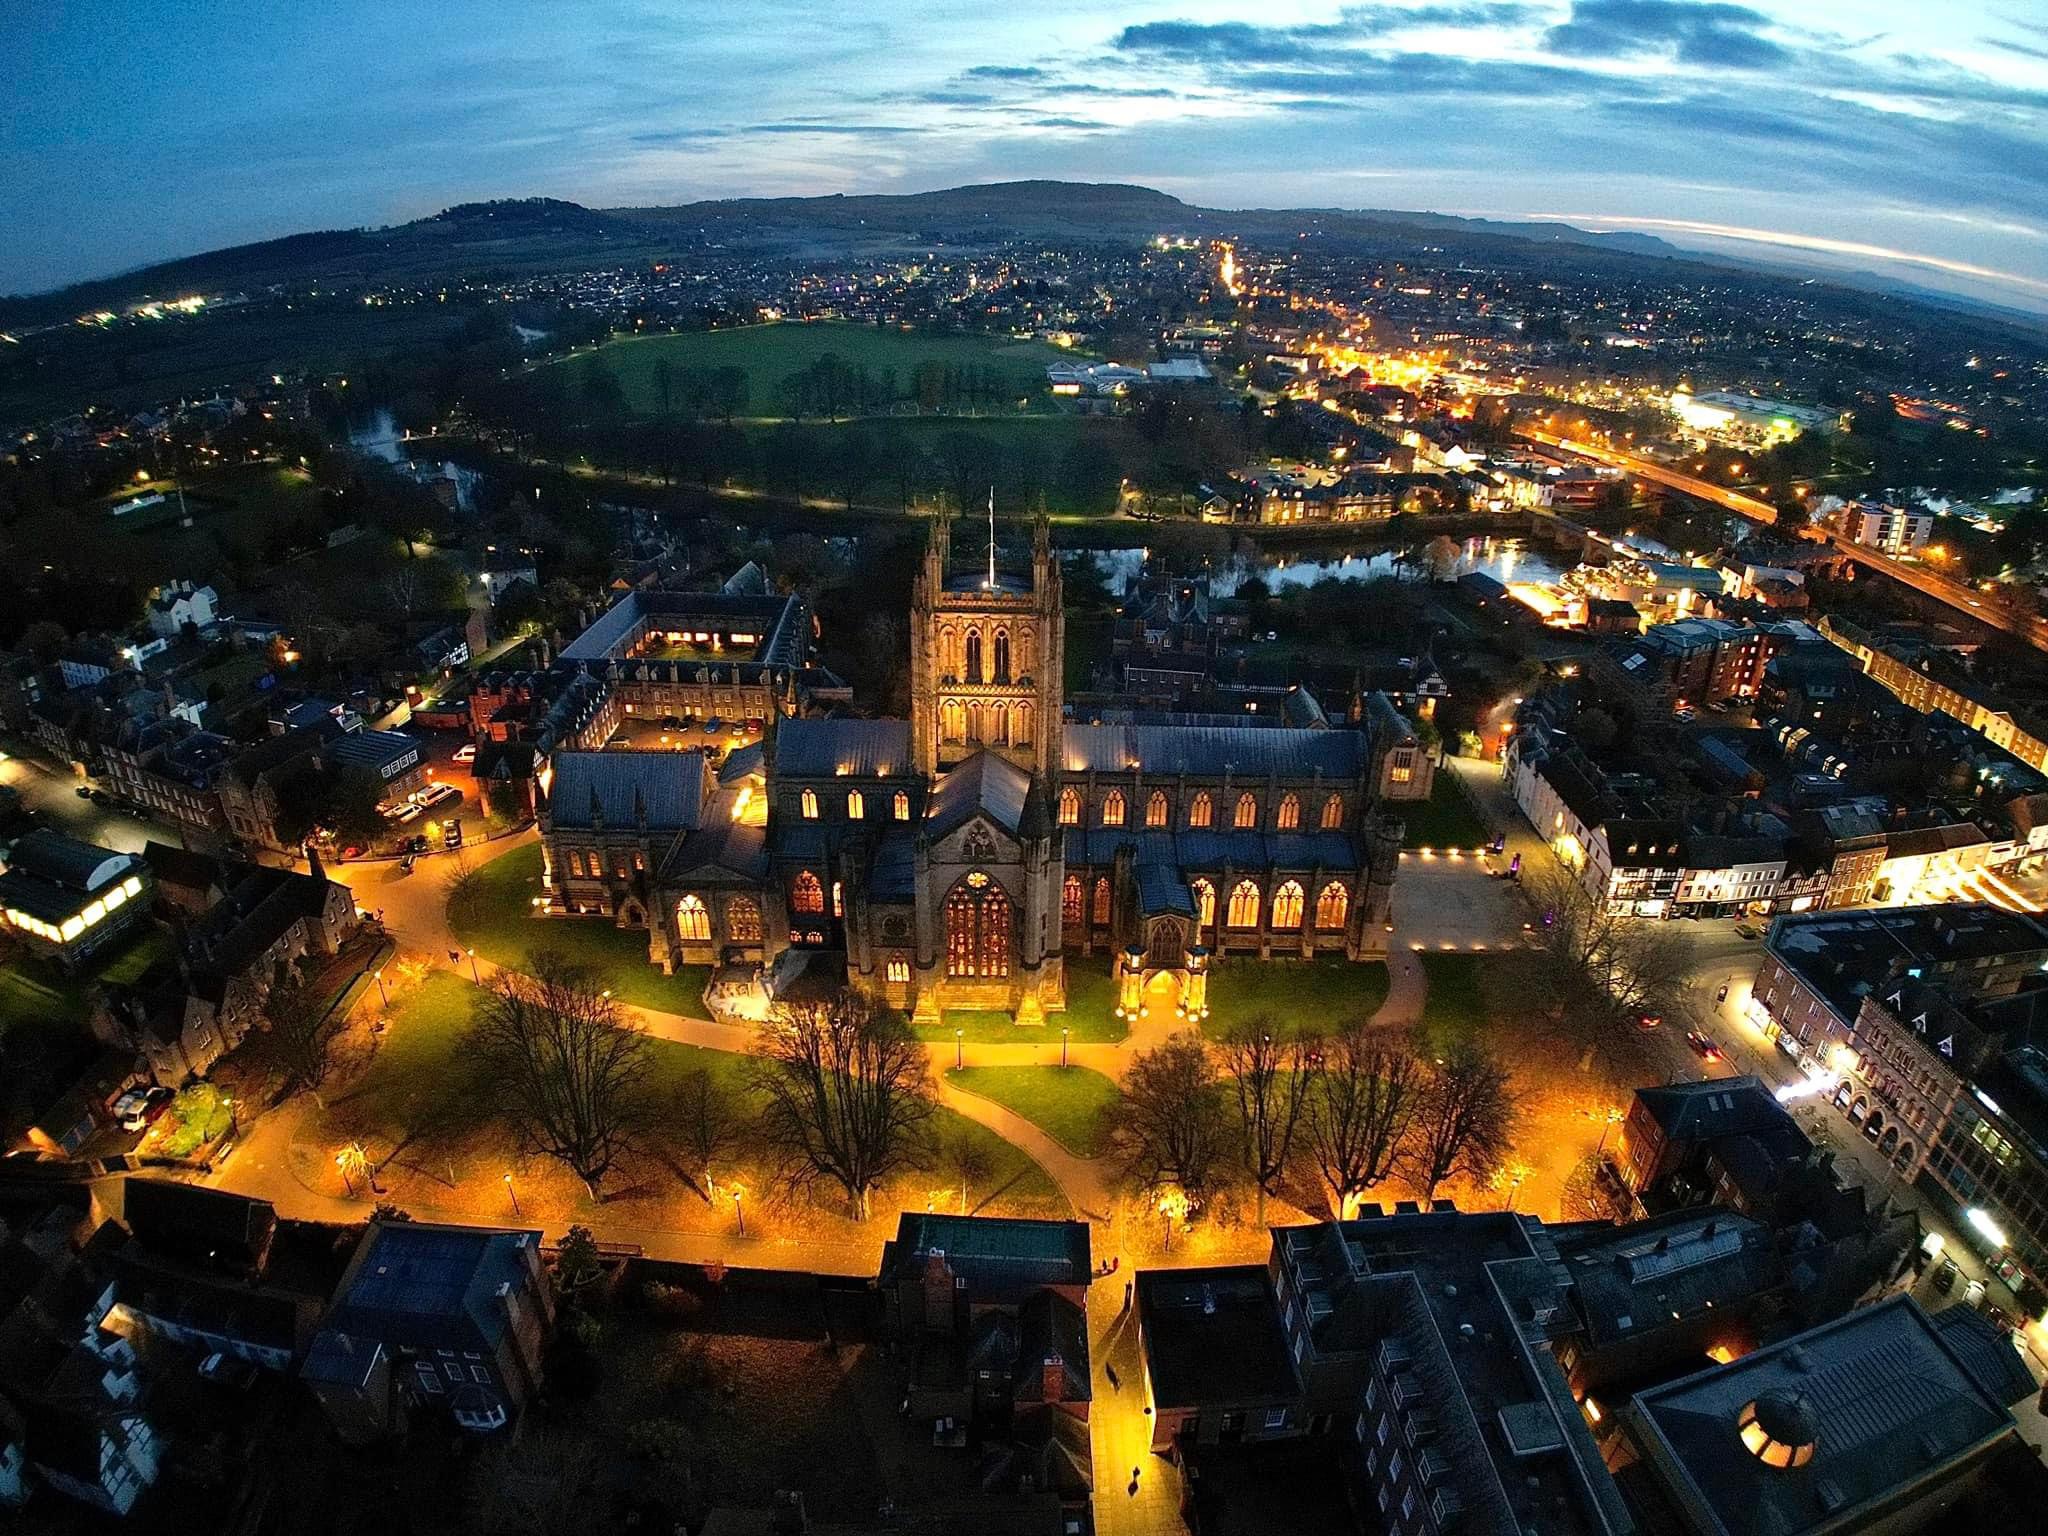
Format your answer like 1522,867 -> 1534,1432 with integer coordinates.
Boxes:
879,1213 -> 1090,1301
1628,1295 -> 2014,1536
1136,1265 -> 1300,1410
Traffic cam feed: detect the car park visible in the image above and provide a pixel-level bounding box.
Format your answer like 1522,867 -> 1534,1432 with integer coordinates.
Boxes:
391,802 -> 422,824
419,782 -> 463,811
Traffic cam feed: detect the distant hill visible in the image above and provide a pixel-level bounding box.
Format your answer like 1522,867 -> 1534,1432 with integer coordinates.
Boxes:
0,179 -> 1966,329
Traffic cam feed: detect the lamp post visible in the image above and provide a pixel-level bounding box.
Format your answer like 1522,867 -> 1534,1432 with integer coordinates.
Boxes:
336,1152 -> 357,1197
732,1183 -> 746,1237
467,947 -> 480,984
374,968 -> 388,1007
955,1027 -> 964,1070
223,1096 -> 237,1137
1504,1170 -> 1528,1213
1596,1107 -> 1625,1157
503,1172 -> 521,1218
1061,1026 -> 1070,1069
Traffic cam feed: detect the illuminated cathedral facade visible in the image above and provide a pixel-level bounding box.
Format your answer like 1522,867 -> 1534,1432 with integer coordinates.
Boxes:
538,515 -> 1399,1027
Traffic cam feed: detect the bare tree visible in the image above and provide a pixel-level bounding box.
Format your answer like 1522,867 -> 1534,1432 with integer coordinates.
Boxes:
1217,1017 -> 1314,1222
258,965 -> 348,1107
751,991 -> 934,1219
441,849 -> 481,920
470,951 -> 653,1198
1521,868 -> 1692,1032
1301,1021 -> 1423,1218
675,1068 -> 740,1199
1111,1032 -> 1230,1202
1407,1037 -> 1517,1202
936,1124 -> 995,1214
1560,1151 -> 1626,1224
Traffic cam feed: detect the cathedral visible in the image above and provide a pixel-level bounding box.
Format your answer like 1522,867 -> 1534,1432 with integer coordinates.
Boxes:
537,516 -> 1403,1026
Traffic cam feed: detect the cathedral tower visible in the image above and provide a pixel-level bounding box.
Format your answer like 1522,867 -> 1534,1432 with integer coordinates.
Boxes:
910,507 -> 1064,778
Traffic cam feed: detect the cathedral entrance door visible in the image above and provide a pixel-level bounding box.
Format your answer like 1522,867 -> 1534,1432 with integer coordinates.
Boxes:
1142,969 -> 1182,1020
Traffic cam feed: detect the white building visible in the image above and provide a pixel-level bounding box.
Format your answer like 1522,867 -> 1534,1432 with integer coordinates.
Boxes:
145,581 -> 218,639
1835,500 -> 1935,557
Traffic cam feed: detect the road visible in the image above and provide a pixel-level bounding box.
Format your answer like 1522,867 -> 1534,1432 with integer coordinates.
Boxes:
1515,426 -> 2048,655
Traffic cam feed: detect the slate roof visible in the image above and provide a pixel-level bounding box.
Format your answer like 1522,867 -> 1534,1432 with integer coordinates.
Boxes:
1136,1266 -> 1300,1409
879,1213 -> 1090,1301
658,818 -> 768,884
1928,1303 -> 2039,1407
122,1179 -> 275,1273
547,750 -> 706,832
1014,1290 -> 1092,1405
324,1221 -> 540,1355
927,750 -> 1032,840
775,718 -> 913,778
1136,860 -> 1196,918
1629,1295 -> 2014,1536
2,830 -> 137,894
1556,1209 -> 1779,1348
868,830 -> 917,903
1635,1077 -> 1807,1153
1062,722 -> 1368,778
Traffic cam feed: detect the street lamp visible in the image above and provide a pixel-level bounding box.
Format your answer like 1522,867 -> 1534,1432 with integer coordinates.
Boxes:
732,1182 -> 747,1237
1157,1186 -> 1191,1252
336,1151 -> 357,1197
955,1027 -> 964,1070
504,1172 -> 522,1218
467,947 -> 480,984
374,968 -> 388,1006
1595,1107 -> 1625,1156
1061,1025 -> 1070,1069
223,1096 -> 237,1137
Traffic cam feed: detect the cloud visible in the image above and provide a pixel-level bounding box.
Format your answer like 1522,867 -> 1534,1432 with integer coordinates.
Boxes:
1115,6 -> 1540,64
1545,0 -> 1790,69
964,64 -> 1048,79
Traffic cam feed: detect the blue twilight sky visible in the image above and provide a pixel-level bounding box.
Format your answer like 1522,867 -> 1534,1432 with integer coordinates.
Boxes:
7,1 -> 2048,309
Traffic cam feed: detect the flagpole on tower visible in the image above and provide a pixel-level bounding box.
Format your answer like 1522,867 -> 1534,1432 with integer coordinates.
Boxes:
986,484 -> 997,591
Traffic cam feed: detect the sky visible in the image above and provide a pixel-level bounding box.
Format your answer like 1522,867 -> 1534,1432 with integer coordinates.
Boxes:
7,1 -> 2048,310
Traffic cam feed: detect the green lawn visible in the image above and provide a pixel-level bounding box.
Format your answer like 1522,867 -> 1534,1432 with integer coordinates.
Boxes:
1396,776 -> 1493,851
546,321 -> 1079,418
448,842 -> 712,1015
1417,953 -> 1492,1047
1200,958 -> 1391,1040
0,925 -> 168,1031
946,1066 -> 1120,1158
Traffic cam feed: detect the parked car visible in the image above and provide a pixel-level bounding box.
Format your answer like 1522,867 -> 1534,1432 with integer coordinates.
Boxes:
443,819 -> 464,850
1734,922 -> 1761,940
419,782 -> 462,811
391,803 -> 423,824
452,743 -> 477,764
1636,1012 -> 1663,1031
1685,1030 -> 1722,1061
74,785 -> 94,799
1933,1257 -> 1960,1293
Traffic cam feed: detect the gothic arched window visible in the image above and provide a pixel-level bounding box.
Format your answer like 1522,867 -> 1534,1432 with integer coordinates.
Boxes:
1146,790 -> 1169,828
1227,879 -> 1261,928
1063,874 -> 1084,925
989,701 -> 1008,746
1234,793 -> 1258,829
894,791 -> 911,821
965,630 -> 983,684
946,875 -> 1011,978
1277,793 -> 1300,830
942,699 -> 967,743
1315,881 -> 1349,930
994,630 -> 1011,684
677,894 -> 711,941
1102,789 -> 1125,828
1189,791 -> 1213,829
1058,788 -> 1080,826
1321,793 -> 1345,830
1192,878 -> 1216,928
727,896 -> 763,944
800,788 -> 819,819
791,870 -> 824,914
846,789 -> 864,820
1272,880 -> 1304,929
1092,876 -> 1112,925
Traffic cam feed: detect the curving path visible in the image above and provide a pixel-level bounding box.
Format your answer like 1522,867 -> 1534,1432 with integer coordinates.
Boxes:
325,836 -> 1425,1221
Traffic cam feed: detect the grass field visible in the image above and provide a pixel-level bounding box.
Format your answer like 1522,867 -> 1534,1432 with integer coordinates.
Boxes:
946,1065 -> 1120,1158
448,842 -> 713,1015
1417,953 -> 1492,1047
1200,958 -> 1391,1040
914,964 -> 1128,1044
1396,776 -> 1493,851
546,321 -> 1079,418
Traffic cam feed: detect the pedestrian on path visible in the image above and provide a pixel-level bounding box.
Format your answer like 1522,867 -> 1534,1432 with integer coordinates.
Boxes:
1106,1363 -> 1120,1391
1123,1280 -> 1133,1312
